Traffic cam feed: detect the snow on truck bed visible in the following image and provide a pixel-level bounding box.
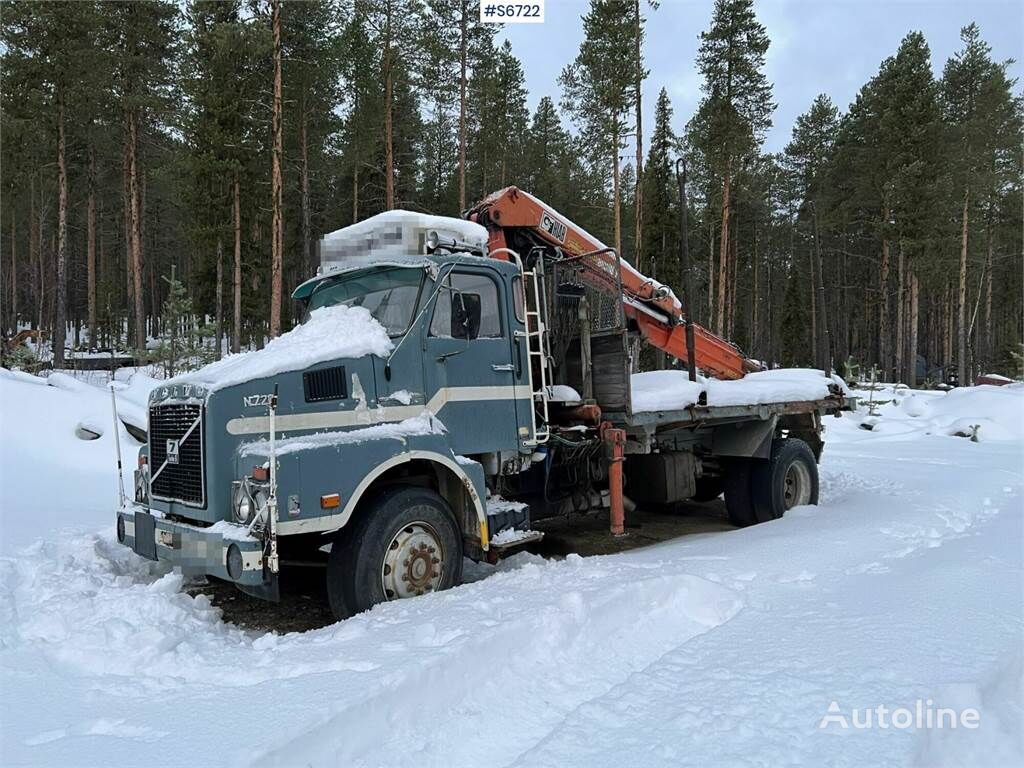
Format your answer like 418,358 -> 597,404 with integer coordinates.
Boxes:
1,369 -> 1022,767
171,305 -> 393,392
631,367 -> 844,413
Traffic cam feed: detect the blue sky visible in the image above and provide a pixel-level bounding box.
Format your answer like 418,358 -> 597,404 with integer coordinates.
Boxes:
499,0 -> 1024,155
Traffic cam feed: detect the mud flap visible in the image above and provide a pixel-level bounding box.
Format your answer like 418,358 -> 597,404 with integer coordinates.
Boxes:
133,510 -> 158,561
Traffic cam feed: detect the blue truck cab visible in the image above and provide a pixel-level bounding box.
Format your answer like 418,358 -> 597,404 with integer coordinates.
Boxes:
117,212 -> 541,618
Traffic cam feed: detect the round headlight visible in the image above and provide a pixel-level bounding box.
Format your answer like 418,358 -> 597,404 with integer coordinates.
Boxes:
233,483 -> 253,524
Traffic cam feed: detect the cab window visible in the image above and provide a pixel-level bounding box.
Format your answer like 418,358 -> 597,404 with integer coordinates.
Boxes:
429,271 -> 502,339
306,267 -> 423,337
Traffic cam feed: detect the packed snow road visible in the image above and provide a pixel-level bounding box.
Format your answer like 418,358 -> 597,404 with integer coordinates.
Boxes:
0,372 -> 1021,767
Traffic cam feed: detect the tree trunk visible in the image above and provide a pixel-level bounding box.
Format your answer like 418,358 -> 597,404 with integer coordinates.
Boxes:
727,214 -> 737,339
944,281 -> 953,373
707,214 -> 714,325
458,0 -> 468,211
751,225 -> 759,359
352,164 -> 359,223
633,0 -> 643,268
9,206 -> 16,334
716,171 -> 731,336
301,106 -> 312,274
984,232 -> 992,371
269,0 -> 284,338
54,97 -> 68,367
383,44 -> 395,210
879,206 -> 891,377
895,244 -> 905,382
809,240 -> 817,364
908,271 -> 919,387
233,174 -> 242,354
215,236 -> 224,361
611,124 -> 621,258
30,175 -> 40,334
87,145 -> 97,347
128,109 -> 145,356
957,187 -> 968,386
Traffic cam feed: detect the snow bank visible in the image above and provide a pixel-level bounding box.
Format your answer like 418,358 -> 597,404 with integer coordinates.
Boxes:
1,365 -> 1022,767
0,371 -> 156,556
172,305 -> 393,392
239,413 -> 444,457
853,382 -> 1024,443
631,367 -> 835,412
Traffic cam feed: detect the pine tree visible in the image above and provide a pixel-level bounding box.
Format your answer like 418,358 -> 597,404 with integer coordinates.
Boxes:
1,1 -> 103,364
467,39 -> 528,202
559,0 -> 637,259
785,94 -> 839,369
942,23 -> 1021,385
688,0 -> 774,336
357,0 -> 424,210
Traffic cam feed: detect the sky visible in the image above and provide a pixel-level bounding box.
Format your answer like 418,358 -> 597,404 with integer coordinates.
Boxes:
499,0 -> 1024,155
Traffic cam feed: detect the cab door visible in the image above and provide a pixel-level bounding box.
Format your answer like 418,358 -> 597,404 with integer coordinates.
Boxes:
422,267 -> 521,455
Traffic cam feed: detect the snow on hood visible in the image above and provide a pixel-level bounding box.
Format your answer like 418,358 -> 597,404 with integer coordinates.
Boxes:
239,413 -> 444,457
172,305 -> 393,392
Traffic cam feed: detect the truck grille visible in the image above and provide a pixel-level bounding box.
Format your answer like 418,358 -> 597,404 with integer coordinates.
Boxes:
149,403 -> 206,506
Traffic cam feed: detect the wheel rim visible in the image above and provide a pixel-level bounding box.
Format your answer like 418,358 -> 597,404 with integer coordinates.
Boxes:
783,461 -> 812,510
381,521 -> 444,600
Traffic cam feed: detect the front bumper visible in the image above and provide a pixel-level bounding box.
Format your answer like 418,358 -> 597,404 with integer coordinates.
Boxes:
116,503 -> 267,587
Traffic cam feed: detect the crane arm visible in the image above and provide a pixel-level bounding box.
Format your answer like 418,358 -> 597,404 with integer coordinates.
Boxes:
465,186 -> 759,380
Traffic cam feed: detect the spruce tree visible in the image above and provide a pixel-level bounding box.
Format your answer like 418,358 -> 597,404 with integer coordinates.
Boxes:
688,0 -> 774,336
640,89 -> 679,293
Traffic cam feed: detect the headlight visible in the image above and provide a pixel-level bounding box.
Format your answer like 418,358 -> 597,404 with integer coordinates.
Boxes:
232,481 -> 254,524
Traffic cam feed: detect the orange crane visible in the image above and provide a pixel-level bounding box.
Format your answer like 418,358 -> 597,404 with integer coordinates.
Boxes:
465,186 -> 760,380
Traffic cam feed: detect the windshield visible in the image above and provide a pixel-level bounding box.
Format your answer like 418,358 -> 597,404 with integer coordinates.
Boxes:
306,267 -> 424,336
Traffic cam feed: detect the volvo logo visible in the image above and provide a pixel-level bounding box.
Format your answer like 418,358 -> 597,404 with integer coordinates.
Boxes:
166,439 -> 180,464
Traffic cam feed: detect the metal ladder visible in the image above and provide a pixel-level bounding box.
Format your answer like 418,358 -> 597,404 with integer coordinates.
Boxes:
519,260 -> 552,446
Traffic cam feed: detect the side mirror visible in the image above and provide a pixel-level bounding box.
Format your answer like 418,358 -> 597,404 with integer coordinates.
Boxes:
451,292 -> 482,340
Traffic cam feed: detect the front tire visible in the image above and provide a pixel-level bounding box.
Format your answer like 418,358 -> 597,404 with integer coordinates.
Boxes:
327,487 -> 463,620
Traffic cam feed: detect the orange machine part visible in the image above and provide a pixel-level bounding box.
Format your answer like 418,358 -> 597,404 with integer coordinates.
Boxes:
468,186 -> 756,380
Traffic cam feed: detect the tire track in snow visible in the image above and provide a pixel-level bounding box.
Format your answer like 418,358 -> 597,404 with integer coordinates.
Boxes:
248,560 -> 742,768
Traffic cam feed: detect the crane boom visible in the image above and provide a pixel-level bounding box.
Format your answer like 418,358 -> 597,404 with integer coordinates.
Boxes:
466,186 -> 759,380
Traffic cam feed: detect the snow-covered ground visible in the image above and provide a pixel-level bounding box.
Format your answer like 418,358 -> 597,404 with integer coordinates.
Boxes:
1,373 -> 1022,767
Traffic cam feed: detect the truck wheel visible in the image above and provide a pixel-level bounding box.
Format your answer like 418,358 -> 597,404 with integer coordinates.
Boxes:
326,486 -> 463,620
723,459 -> 759,528
750,438 -> 818,523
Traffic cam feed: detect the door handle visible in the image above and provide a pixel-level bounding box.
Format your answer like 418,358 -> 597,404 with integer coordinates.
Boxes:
491,363 -> 514,372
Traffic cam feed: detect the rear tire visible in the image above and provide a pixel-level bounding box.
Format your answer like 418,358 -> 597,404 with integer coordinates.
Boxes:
326,487 -> 463,620
723,459 -> 759,527
750,438 -> 819,523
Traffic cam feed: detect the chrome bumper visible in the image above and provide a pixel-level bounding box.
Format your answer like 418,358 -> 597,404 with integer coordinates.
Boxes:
116,503 -> 266,586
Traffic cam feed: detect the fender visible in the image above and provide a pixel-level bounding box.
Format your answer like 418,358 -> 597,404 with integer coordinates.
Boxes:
274,448 -> 488,546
